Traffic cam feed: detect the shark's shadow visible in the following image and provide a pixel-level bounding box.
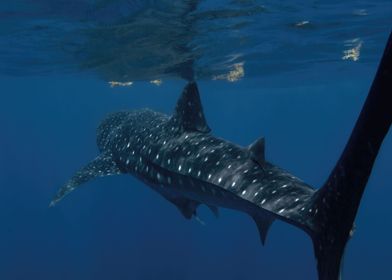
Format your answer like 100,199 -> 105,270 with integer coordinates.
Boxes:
51,31 -> 392,280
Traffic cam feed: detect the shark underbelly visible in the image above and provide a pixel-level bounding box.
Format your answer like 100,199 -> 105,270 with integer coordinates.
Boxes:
129,158 -> 249,210
126,156 -> 304,222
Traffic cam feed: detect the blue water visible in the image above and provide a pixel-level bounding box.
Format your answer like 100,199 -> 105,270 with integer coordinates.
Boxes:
0,1 -> 391,279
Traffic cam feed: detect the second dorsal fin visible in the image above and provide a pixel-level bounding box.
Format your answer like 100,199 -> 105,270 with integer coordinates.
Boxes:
171,82 -> 211,133
248,137 -> 265,166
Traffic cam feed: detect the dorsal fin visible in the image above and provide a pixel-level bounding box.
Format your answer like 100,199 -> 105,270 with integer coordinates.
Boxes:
171,82 -> 211,133
248,137 -> 265,165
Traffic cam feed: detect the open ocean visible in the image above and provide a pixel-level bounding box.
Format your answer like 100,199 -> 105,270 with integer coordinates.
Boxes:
0,1 -> 391,279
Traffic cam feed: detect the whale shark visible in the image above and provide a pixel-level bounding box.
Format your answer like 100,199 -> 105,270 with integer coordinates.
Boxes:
51,32 -> 392,280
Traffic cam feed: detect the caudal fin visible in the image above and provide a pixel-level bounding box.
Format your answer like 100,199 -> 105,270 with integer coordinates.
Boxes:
309,31 -> 392,280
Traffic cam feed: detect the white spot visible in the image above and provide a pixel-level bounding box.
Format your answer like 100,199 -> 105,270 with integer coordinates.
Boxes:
208,174 -> 212,179
228,164 -> 232,169
156,154 -> 159,160
127,143 -> 130,148
241,190 -> 246,195
295,198 -> 300,202
178,165 -> 182,171
244,169 -> 249,174
281,184 -> 288,188
218,177 -> 222,183
197,170 -> 201,177
204,157 -> 208,162
261,199 -> 266,205
167,159 -> 171,164
272,190 -> 277,194
188,167 -> 192,173
185,135 -> 189,139
254,192 -> 258,197
252,179 -> 257,183
231,181 -> 236,187
126,159 -> 130,165
278,208 -> 285,214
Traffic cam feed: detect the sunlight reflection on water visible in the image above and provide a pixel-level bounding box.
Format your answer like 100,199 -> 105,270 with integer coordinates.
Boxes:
0,0 -> 391,84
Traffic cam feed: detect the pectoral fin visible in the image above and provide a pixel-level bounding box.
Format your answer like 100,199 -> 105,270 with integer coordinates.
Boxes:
50,152 -> 121,207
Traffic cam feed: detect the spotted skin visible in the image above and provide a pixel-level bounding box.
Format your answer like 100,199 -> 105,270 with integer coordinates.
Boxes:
51,33 -> 392,280
51,83 -> 317,235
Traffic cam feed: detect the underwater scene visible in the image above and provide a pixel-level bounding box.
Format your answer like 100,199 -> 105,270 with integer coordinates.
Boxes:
0,1 -> 391,279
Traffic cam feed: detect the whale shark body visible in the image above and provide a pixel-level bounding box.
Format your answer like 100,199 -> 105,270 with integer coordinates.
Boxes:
51,32 -> 392,280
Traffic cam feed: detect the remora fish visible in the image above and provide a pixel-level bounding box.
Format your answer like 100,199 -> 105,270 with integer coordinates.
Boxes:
51,32 -> 392,280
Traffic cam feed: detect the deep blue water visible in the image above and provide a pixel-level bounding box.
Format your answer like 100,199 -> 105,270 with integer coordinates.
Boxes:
1,1 -> 392,280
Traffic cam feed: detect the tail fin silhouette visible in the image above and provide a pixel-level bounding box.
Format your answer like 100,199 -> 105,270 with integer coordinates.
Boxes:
308,31 -> 392,280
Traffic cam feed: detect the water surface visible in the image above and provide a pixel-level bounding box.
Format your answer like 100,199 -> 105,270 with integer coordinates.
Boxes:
0,1 -> 391,280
